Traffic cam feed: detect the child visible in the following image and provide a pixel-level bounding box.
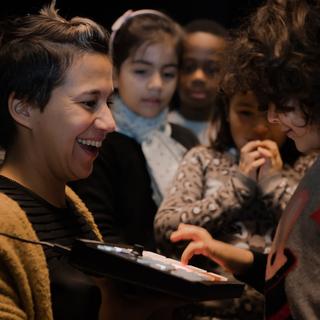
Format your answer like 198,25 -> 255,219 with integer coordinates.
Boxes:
70,9 -> 198,251
169,19 -> 228,144
170,0 -> 320,318
155,89 -> 315,319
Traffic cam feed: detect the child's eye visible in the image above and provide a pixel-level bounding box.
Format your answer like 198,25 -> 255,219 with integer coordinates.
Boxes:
203,63 -> 219,77
279,106 -> 295,114
238,110 -> 253,117
181,61 -> 218,77
181,62 -> 196,74
163,71 -> 177,79
134,69 -> 148,75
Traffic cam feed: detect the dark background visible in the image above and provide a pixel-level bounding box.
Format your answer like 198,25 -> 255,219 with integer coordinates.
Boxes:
1,0 -> 262,30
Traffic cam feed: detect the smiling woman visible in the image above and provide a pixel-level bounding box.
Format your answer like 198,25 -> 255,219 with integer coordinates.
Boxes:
28,53 -> 114,186
0,3 -> 187,319
0,2 -> 120,320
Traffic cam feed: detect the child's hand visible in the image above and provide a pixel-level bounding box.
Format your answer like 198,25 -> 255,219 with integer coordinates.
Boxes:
256,139 -> 283,181
239,139 -> 283,181
171,223 -> 254,275
170,223 -> 215,265
239,140 -> 266,181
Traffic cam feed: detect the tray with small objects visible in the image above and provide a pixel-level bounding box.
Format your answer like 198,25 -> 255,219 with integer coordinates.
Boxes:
69,239 -> 244,301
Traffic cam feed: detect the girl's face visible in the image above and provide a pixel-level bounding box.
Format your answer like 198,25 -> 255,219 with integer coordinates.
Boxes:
229,91 -> 286,150
115,41 -> 178,118
268,100 -> 320,153
29,53 -> 115,182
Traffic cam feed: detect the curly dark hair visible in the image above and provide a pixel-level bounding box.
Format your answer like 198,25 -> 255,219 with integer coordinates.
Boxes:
220,0 -> 320,126
208,91 -> 301,166
0,1 -> 110,149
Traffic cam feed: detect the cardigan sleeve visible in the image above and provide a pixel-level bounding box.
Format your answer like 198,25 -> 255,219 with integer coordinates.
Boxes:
0,194 -> 53,320
0,266 -> 27,320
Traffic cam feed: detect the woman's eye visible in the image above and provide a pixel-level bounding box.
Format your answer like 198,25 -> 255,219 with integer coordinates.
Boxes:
82,100 -> 98,109
106,98 -> 113,106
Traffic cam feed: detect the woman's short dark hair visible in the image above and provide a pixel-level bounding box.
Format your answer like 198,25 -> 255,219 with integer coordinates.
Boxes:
220,0 -> 320,126
0,1 -> 110,149
110,11 -> 183,72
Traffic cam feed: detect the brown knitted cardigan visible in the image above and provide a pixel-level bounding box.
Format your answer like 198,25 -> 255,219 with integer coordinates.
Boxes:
0,187 -> 102,320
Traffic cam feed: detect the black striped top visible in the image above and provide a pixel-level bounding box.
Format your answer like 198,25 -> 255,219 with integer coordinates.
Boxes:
0,175 -> 101,320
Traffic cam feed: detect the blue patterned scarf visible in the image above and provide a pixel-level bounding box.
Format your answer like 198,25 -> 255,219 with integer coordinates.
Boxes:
111,95 -> 186,205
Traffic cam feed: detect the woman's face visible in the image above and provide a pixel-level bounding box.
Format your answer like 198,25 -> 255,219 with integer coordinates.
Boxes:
115,41 -> 178,118
30,53 -> 115,182
229,91 -> 286,150
268,99 -> 320,153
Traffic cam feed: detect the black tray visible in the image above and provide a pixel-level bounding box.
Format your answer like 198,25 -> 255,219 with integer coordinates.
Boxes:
69,239 -> 244,301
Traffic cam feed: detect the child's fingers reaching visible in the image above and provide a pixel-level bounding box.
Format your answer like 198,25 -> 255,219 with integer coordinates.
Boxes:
170,223 -> 212,243
180,241 -> 209,265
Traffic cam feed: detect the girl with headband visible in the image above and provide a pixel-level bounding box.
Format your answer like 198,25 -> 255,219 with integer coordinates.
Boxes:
71,9 -> 198,251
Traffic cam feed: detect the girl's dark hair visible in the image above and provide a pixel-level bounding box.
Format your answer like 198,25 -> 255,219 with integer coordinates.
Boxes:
220,0 -> 320,126
110,10 -> 183,72
0,1 -> 110,149
208,92 -> 232,152
209,91 -> 301,166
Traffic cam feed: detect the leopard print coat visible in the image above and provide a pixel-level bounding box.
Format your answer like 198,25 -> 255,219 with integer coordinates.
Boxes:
154,145 -> 316,319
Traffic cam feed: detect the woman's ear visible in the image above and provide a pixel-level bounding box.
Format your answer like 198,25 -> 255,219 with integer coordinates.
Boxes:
8,93 -> 32,129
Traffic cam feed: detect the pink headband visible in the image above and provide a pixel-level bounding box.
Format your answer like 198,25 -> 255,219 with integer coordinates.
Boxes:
109,9 -> 170,57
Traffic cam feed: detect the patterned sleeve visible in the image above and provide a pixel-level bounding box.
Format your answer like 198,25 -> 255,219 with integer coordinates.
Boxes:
154,145 -> 258,256
259,152 -> 317,221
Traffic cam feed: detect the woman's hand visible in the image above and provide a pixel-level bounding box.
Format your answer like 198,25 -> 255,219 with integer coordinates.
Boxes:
171,223 -> 254,275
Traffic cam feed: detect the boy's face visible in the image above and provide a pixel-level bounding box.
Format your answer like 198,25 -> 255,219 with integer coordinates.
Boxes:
179,31 -> 226,112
